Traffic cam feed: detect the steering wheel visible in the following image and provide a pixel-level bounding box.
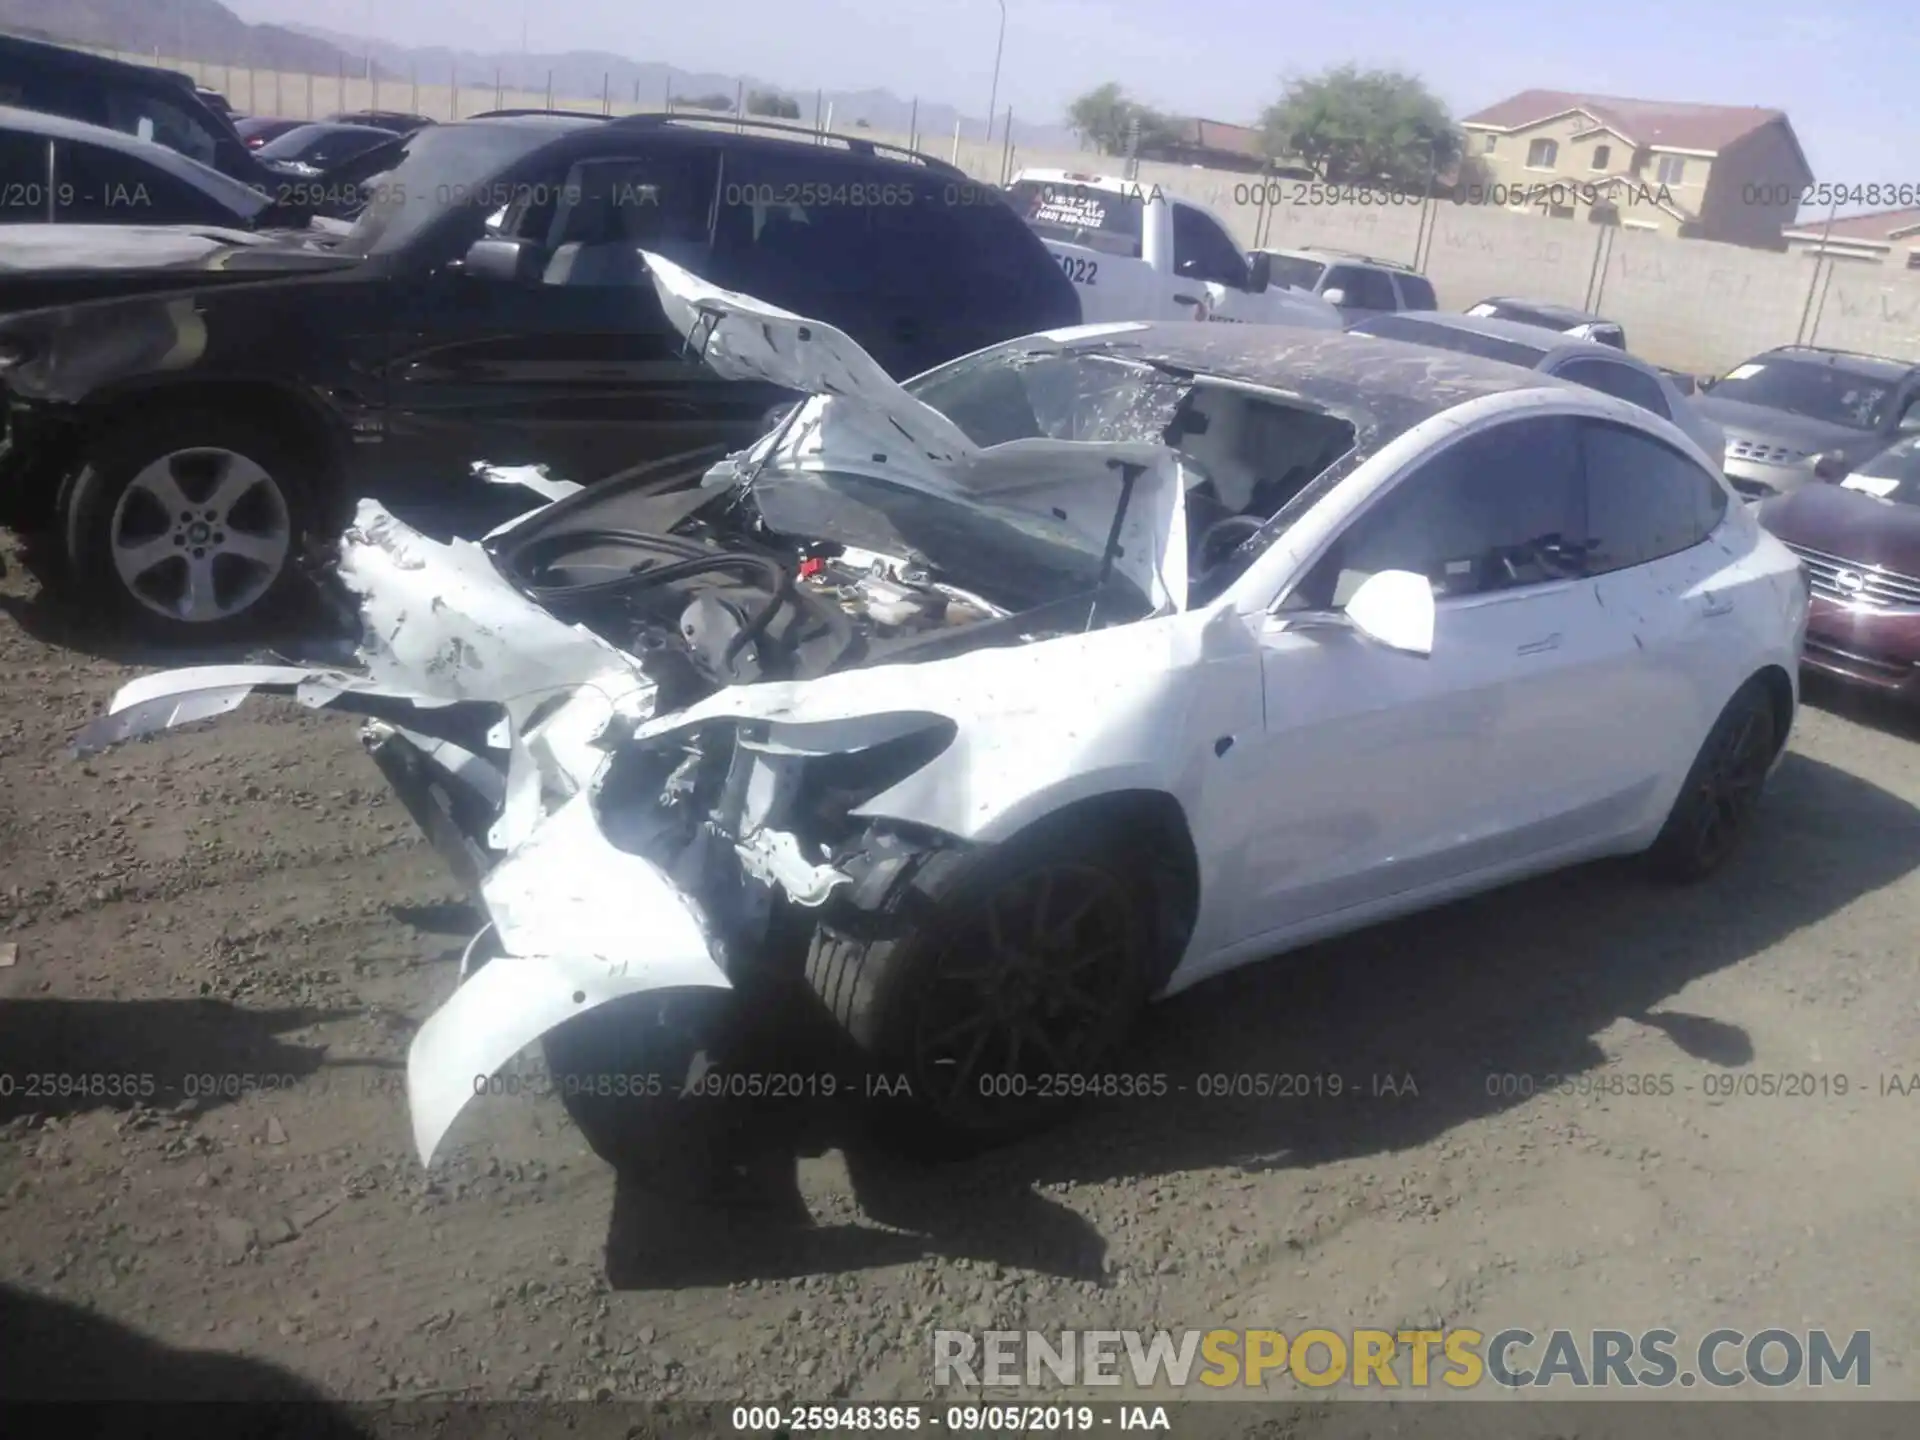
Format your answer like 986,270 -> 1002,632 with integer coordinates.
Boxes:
1194,514 -> 1265,573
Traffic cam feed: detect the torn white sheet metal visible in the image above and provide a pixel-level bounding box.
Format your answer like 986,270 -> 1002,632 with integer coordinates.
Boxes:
476,461 -> 586,544
643,252 -> 977,464
72,663 -> 371,756
406,790 -> 730,1166
476,461 -> 585,505
78,502 -> 658,853
340,501 -> 655,850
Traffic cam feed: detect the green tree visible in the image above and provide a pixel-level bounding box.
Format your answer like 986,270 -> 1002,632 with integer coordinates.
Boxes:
745,89 -> 801,120
1066,82 -> 1181,156
1259,66 -> 1462,187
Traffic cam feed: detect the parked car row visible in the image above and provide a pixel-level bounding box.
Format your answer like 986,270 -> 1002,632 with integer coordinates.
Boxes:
0,110 -> 1082,638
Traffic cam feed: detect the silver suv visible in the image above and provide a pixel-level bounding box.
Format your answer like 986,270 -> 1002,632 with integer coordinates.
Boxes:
1245,246 -> 1436,325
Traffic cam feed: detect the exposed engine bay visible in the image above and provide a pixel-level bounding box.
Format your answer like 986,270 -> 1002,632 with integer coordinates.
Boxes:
486,475 -> 1160,712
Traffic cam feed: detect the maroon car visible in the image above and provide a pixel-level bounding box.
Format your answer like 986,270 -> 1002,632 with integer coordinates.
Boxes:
1758,434 -> 1920,699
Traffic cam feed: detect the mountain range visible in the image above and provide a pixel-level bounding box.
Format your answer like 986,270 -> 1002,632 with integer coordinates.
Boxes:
0,0 -> 1081,148
284,22 -> 1079,147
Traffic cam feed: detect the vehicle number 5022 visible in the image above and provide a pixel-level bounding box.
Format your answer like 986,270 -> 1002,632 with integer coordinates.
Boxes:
1055,254 -> 1099,285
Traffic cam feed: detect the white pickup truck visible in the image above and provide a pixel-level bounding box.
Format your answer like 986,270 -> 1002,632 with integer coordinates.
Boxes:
1005,168 -> 1341,330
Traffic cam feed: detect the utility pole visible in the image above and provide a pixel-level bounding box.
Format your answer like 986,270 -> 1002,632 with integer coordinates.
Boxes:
984,0 -> 1006,145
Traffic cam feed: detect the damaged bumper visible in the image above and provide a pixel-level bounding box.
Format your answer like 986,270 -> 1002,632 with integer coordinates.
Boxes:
75,500 -> 737,1166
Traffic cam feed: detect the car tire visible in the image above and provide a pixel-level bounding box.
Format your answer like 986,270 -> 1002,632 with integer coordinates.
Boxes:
539,990 -> 734,1180
1644,677 -> 1777,884
804,815 -> 1163,1158
64,406 -> 319,643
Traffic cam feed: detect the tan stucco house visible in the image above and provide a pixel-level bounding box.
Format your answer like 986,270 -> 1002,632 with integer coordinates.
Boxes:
1459,91 -> 1813,248
1781,207 -> 1920,266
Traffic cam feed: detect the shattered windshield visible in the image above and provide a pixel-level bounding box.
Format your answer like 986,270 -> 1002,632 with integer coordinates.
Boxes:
905,344 -> 1189,448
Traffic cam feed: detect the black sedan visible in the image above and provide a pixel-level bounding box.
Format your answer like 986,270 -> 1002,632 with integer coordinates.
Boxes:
254,122 -> 410,179
237,116 -> 307,150
326,110 -> 436,135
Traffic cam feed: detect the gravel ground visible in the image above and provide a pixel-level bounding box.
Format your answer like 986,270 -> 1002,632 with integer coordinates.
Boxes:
2,531 -> 1918,1418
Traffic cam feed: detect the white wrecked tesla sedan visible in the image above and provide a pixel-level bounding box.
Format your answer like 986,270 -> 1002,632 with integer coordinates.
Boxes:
76,255 -> 1811,1169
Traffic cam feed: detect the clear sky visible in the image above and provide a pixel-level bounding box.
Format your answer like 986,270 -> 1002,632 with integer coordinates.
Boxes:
234,0 -> 1912,193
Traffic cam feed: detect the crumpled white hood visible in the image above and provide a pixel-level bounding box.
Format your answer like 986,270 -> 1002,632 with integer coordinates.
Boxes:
643,253 -> 1191,612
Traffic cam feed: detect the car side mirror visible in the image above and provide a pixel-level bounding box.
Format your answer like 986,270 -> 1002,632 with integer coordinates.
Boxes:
460,236 -> 543,282
1811,451 -> 1849,483
1269,568 -> 1436,655
1697,375 -> 1717,393
1345,569 -> 1435,654
1245,251 -> 1272,292
1321,287 -> 1347,307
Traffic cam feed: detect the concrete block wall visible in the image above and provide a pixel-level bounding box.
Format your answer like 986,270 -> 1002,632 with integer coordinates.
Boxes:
84,46 -> 1920,377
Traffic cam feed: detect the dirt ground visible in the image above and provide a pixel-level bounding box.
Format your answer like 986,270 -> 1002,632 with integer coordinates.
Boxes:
2,529 -> 1918,1417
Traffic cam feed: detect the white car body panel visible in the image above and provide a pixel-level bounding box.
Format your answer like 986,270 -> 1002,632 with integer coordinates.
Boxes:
74,268 -> 1808,1168
1008,169 -> 1342,331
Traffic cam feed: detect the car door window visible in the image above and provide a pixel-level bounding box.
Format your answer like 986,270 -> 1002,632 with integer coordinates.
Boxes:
102,89 -> 223,169
1581,419 -> 1727,575
1395,273 -> 1437,310
1292,416 -> 1587,609
868,180 -> 1059,337
0,131 -> 52,221
710,149 -> 878,307
1554,357 -> 1672,420
538,148 -> 719,287
1171,203 -> 1248,288
52,139 -> 219,225
1327,266 -> 1398,311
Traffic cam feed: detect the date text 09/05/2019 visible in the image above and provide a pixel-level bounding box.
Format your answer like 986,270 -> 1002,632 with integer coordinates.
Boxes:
730,1405 -> 1166,1432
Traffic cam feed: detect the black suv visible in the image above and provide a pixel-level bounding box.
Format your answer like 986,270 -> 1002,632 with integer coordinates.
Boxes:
0,33 -> 265,187
0,113 -> 1080,640
1696,345 -> 1920,499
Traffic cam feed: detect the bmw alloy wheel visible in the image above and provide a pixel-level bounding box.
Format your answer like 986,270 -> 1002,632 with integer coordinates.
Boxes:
108,447 -> 293,624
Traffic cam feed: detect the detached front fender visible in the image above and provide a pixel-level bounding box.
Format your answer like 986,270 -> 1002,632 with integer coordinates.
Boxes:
407,790 -> 729,1166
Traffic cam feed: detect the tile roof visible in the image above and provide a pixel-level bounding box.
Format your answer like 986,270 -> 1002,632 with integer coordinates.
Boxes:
1460,90 -> 1787,154
1780,206 -> 1920,244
